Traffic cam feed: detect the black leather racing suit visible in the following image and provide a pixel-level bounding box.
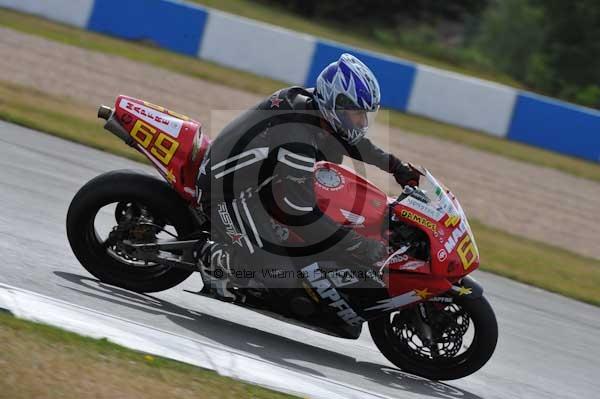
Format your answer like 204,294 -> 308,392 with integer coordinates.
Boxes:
196,86 -> 410,284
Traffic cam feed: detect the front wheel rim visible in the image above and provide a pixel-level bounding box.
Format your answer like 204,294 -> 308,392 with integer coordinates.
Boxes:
386,301 -> 478,368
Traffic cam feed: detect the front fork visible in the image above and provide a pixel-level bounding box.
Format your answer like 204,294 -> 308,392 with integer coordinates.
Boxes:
414,302 -> 435,344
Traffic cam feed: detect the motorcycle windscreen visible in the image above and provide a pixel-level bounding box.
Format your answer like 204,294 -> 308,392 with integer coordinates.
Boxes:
400,169 -> 480,272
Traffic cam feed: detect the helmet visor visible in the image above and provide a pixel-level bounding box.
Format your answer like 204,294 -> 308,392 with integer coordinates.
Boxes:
334,95 -> 379,144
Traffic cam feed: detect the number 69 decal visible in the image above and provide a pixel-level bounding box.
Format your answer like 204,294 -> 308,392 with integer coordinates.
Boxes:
457,235 -> 479,270
130,119 -> 179,166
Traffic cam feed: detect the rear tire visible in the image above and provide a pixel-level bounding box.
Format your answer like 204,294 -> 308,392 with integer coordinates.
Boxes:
66,170 -> 195,293
369,295 -> 498,380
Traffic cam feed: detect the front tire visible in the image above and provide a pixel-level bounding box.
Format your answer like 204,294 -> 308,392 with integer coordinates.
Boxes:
369,295 -> 498,380
66,170 -> 195,293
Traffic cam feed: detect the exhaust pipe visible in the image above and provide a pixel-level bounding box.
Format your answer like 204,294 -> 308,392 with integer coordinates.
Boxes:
97,105 -> 135,146
97,105 -> 112,120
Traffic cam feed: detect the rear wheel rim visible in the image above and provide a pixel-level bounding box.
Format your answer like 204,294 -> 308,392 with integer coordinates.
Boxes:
86,199 -> 184,276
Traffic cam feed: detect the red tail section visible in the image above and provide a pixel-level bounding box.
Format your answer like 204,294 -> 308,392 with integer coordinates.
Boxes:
113,95 -> 210,203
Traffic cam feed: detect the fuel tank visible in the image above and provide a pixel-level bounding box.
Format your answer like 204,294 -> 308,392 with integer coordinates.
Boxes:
313,162 -> 388,239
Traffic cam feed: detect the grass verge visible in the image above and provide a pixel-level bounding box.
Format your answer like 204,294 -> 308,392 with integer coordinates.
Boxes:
0,311 -> 296,399
1,8 -> 600,183
1,80 -> 599,307
0,8 -> 284,95
472,220 -> 600,306
0,81 -> 146,163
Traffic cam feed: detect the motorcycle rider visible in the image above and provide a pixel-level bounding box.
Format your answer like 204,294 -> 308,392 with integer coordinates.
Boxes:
196,53 -> 420,301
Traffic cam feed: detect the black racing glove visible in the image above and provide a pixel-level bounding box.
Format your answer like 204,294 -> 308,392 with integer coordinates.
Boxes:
393,161 -> 421,187
341,228 -> 387,267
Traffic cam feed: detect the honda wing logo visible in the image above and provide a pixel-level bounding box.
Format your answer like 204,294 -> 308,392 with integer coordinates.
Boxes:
340,209 -> 365,226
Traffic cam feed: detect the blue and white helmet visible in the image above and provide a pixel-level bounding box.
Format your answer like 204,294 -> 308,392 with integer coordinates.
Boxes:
315,53 -> 381,145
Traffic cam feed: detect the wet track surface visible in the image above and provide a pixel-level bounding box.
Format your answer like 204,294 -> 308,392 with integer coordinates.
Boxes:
1,121 -> 599,398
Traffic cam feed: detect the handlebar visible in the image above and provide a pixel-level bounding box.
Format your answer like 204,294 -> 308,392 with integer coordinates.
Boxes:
391,185 -> 429,206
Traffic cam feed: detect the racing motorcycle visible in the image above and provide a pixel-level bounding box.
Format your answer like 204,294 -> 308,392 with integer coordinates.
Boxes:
66,95 -> 498,380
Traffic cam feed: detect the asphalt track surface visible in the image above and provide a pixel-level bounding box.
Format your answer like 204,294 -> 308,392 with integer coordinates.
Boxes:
1,121 -> 599,398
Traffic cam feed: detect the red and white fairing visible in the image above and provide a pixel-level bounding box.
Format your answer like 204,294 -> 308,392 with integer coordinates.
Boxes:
314,162 -> 480,299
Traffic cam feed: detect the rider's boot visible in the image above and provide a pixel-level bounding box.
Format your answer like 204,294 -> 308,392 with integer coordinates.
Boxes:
197,241 -> 237,302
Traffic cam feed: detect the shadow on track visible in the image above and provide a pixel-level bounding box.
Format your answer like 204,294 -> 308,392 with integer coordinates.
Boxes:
54,271 -> 483,399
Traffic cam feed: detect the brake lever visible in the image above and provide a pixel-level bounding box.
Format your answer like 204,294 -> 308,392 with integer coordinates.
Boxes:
391,185 -> 416,206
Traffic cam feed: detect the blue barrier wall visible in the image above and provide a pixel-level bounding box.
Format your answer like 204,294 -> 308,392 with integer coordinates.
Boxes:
508,93 -> 600,162
88,0 -> 208,56
3,0 -> 600,163
305,41 -> 417,112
